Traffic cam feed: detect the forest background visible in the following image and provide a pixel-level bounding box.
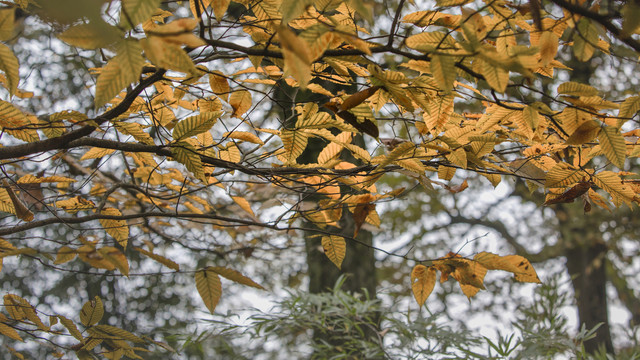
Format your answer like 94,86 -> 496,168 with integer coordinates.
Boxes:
0,0 -> 640,358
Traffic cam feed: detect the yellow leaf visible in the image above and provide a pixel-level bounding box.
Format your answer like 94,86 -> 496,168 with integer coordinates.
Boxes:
281,129 -> 309,164
100,207 -> 129,248
598,126 -> 626,169
172,112 -> 221,140
0,8 -> 14,41
545,163 -> 583,189
80,147 -> 116,160
172,142 -> 205,181
134,247 -> 180,271
593,171 -> 636,207
54,196 -> 95,214
278,26 -> 313,88
121,0 -> 162,27
93,324 -> 144,343
557,81 -> 598,97
474,252 -> 541,283
17,175 -> 76,184
0,100 -> 39,142
58,315 -> 83,341
232,196 -> 255,217
566,120 -> 600,145
209,266 -> 265,289
229,90 -> 252,118
195,267 -> 222,314
209,71 -> 230,101
481,59 -> 509,93
54,246 -> 77,265
57,23 -> 121,49
539,31 -> 558,66
95,39 -> 145,109
141,37 -> 197,74
438,165 -> 456,180
80,296 -> 104,327
0,322 -> 23,342
223,131 -> 264,145
321,235 -> 346,269
0,43 -> 19,96
212,0 -> 231,20
619,95 -> 640,120
411,265 -> 436,307
430,54 -> 455,92
112,121 -> 155,145
98,247 -> 129,276
190,0 -> 213,19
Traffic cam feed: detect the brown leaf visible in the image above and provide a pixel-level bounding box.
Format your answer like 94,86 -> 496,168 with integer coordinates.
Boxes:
544,181 -> 592,205
339,86 -> 381,112
353,202 -> 375,237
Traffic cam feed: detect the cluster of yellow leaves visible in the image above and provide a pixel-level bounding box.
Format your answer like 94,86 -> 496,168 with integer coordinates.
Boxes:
0,294 -> 155,359
411,252 -> 541,307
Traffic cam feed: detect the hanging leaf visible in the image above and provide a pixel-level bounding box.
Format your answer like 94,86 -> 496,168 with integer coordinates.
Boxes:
411,265 -> 436,307
229,90 -> 252,118
95,39 -> 145,109
80,296 -> 104,327
134,247 -> 180,271
99,208 -> 129,248
598,126 -> 626,169
430,55 -> 456,92
172,142 -> 206,181
209,266 -> 265,289
54,246 -> 77,265
565,120 -> 600,145
2,179 -> 33,222
557,81 -> 598,97
474,252 -> 541,283
539,31 -> 558,66
209,71 -> 230,101
58,315 -> 83,341
543,181 -> 592,205
0,43 -> 19,96
194,267 -> 222,314
321,235 -> 346,269
121,0 -> 163,28
481,60 -> 509,93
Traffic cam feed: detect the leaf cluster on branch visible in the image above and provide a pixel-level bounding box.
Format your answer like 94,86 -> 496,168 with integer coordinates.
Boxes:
0,0 -> 638,357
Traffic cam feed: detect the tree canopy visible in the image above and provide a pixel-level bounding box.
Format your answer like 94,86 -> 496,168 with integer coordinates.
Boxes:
0,0 -> 639,358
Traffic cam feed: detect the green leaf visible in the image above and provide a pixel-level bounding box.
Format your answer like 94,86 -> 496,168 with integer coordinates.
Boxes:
598,126 -> 626,169
172,112 -> 221,140
95,39 -> 145,109
121,0 -> 162,28
80,296 -> 104,327
195,268 -> 222,314
172,142 -> 205,181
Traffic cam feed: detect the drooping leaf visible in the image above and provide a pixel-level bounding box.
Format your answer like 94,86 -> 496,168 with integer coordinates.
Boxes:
598,126 -> 626,169
411,265 -> 436,307
99,207 -> 129,248
321,235 -> 346,270
430,54 -> 456,92
194,267 -> 222,314
228,90 -> 252,118
565,120 -> 600,145
209,266 -> 265,289
474,252 -> 541,283
54,246 -> 77,265
539,31 -> 558,66
80,296 -> 104,327
0,43 -> 19,96
0,8 -> 14,41
209,71 -> 230,101
593,171 -> 636,207
95,39 -> 145,109
58,315 -> 83,341
134,247 -> 180,271
121,0 -> 162,27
